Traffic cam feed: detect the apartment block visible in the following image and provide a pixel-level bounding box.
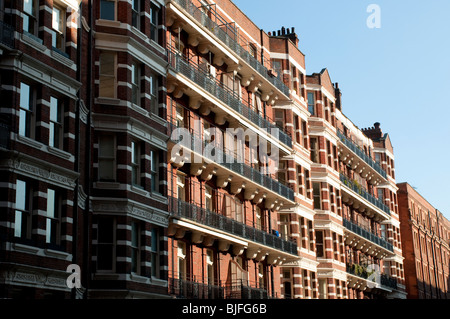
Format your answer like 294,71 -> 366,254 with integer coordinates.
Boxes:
0,0 -> 445,300
397,183 -> 450,299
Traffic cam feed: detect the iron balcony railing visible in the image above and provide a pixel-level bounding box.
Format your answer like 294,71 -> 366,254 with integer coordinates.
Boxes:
168,49 -> 293,148
0,20 -> 14,48
170,197 -> 298,256
169,276 -> 274,299
336,129 -> 387,179
343,218 -> 393,252
169,276 -> 225,299
171,0 -> 290,97
169,125 -> 295,202
340,173 -> 390,215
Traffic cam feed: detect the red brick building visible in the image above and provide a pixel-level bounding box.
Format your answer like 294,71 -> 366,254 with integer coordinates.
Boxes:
397,183 -> 450,299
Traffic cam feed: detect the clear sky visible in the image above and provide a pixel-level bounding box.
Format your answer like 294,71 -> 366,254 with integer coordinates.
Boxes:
233,0 -> 450,220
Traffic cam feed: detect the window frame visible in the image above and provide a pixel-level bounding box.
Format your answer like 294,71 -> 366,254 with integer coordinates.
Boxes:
23,0 -> 38,36
98,134 -> 117,182
307,92 -> 315,115
49,96 -> 64,149
97,216 -> 116,272
14,179 -> 32,240
100,0 -> 116,21
131,140 -> 141,187
149,2 -> 159,43
19,82 -> 35,139
51,3 -> 66,51
46,188 -> 61,245
99,52 -> 117,99
131,61 -> 141,107
149,72 -> 159,114
150,150 -> 159,193
151,227 -> 160,278
131,221 -> 141,275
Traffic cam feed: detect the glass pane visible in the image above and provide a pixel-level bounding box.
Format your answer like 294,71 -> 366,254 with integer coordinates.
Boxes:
50,97 -> 59,122
131,223 -> 139,247
15,180 -> 27,211
99,160 -> 114,181
151,228 -> 158,251
99,135 -> 114,157
47,189 -> 55,218
20,83 -> 31,111
100,53 -> 115,76
23,0 -> 34,15
14,210 -> 23,237
98,218 -> 114,243
52,7 -> 61,32
100,0 -> 115,20
23,15 -> 30,32
98,245 -> 113,270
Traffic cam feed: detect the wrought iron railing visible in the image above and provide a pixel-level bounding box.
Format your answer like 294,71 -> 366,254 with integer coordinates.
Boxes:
336,129 -> 387,179
168,121 -> 294,202
171,0 -> 290,97
343,218 -> 393,252
167,49 -> 292,148
168,275 -> 275,299
340,173 -> 390,215
170,197 -> 298,255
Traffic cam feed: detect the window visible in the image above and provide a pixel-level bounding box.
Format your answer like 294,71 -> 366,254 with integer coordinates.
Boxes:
205,185 -> 213,212
131,62 -> 140,106
310,137 -> 319,163
150,3 -> 159,42
131,0 -> 140,29
378,188 -> 384,201
308,220 -> 314,251
99,52 -> 116,98
274,110 -> 284,129
149,73 -> 158,114
316,230 -> 324,257
131,141 -> 141,187
319,279 -> 328,299
19,82 -> 35,138
258,263 -> 266,289
131,222 -> 141,274
52,5 -> 65,51
177,242 -> 187,279
151,228 -> 160,278
296,166 -> 303,196
23,0 -> 38,35
313,182 -> 322,209
307,92 -> 315,115
177,173 -> 186,201
150,150 -> 159,193
98,135 -> 116,182
206,249 -> 215,285
49,96 -> 63,149
46,188 -> 61,245
97,217 -> 115,271
14,179 -> 32,239
280,215 -> 290,241
100,0 -> 115,20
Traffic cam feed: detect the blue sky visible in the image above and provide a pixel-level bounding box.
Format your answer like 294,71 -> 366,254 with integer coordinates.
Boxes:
233,0 -> 450,220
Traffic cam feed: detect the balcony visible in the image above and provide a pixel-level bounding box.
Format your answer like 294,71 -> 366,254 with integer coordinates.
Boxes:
169,275 -> 274,299
0,20 -> 14,49
167,0 -> 290,99
337,129 -> 387,182
168,122 -> 295,207
169,275 -> 224,299
167,49 -> 292,149
343,218 -> 393,255
169,198 -> 298,262
340,173 -> 390,218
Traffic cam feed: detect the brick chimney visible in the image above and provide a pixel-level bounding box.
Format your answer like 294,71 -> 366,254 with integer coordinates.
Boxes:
362,122 -> 383,140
